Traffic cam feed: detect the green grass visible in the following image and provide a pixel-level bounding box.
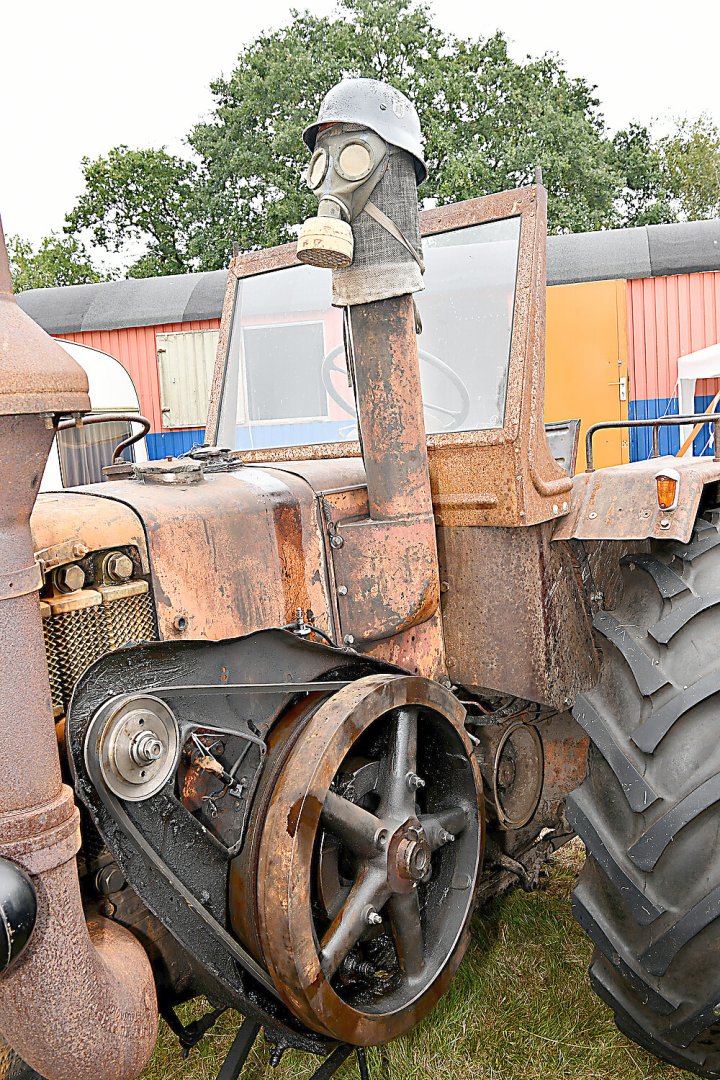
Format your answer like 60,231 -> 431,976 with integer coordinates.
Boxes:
142,842 -> 684,1080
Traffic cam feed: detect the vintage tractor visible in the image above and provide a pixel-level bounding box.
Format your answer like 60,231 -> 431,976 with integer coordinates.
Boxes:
2,78 -> 720,1080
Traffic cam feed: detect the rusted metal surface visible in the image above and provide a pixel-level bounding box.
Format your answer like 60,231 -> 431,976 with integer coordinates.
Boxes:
554,454 -> 720,544
206,187 -> 570,529
0,232 -> 157,1079
0,220 -> 89,418
237,674 -> 482,1045
31,491 -> 150,572
79,468 -> 333,641
438,522 -> 598,709
332,514 -> 439,643
350,295 -> 433,521
261,459 -> 443,672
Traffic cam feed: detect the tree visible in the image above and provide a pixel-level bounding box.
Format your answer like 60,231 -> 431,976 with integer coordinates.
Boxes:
59,0 -> 720,275
611,123 -> 675,227
661,115 -> 720,221
65,146 -> 199,278
6,233 -> 104,292
188,0 -> 621,263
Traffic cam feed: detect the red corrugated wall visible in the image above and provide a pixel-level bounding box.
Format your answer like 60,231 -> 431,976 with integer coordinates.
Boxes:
628,272 -> 720,401
56,318 -> 221,430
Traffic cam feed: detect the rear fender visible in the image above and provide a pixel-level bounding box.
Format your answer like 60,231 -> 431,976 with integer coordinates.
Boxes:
553,456 -> 720,545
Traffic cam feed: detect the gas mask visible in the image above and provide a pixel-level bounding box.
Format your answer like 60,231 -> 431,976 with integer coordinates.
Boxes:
297,123 -> 425,307
298,125 -> 389,269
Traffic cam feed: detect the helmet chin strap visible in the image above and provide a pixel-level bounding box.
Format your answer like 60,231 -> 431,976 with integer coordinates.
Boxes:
363,201 -> 426,274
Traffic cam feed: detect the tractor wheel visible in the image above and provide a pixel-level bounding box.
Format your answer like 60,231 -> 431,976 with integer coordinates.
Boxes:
568,512 -> 720,1078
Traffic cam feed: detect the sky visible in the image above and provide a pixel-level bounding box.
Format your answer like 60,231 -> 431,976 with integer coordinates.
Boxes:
1,0 -> 719,246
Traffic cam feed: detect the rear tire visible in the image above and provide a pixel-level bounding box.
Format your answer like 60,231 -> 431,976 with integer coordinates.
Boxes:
569,513 -> 720,1078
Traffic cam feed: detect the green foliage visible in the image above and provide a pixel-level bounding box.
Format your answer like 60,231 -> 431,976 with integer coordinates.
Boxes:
188,0 -> 621,261
6,232 -> 104,292
56,0 -> 720,277
65,146 -> 199,277
611,123 -> 675,227
661,115 -> 720,221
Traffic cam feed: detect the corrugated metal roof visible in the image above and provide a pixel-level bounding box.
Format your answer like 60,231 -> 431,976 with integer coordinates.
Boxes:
17,217 -> 720,334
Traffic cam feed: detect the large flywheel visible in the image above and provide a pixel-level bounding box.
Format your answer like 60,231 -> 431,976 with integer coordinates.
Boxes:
231,674 -> 483,1046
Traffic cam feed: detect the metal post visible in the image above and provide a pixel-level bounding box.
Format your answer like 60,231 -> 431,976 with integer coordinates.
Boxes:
215,1018 -> 260,1080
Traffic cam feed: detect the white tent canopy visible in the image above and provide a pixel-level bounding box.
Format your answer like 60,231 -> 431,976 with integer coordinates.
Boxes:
678,342 -> 720,455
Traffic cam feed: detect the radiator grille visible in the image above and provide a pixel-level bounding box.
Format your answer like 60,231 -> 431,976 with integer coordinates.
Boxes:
44,586 -> 157,715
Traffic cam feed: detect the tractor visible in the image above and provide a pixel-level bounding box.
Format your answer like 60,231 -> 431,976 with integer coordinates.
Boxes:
1,78 -> 720,1080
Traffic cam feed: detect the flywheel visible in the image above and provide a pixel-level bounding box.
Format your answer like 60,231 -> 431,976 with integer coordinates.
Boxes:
230,673 -> 483,1046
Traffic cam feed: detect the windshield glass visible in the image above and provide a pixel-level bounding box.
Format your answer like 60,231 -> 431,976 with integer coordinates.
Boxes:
215,215 -> 521,450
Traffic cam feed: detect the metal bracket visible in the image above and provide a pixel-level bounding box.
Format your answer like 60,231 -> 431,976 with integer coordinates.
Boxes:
213,1018 -> 370,1080
0,562 -> 43,602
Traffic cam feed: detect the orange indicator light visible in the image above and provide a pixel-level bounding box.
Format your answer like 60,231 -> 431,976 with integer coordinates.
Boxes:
656,472 -> 679,512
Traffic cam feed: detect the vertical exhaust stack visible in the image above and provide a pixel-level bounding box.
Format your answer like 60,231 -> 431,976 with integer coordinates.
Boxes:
298,81 -> 442,665
299,78 -> 432,525
0,220 -> 158,1079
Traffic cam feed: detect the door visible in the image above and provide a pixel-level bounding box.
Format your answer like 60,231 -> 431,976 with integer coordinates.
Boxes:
545,279 -> 629,472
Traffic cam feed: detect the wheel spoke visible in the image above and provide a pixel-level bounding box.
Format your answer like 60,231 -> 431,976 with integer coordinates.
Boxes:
321,790 -> 384,857
388,889 -> 425,979
378,707 -> 418,820
420,807 -> 468,852
319,868 -> 389,979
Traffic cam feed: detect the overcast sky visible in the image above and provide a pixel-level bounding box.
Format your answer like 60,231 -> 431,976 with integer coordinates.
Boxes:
1,0 -> 719,245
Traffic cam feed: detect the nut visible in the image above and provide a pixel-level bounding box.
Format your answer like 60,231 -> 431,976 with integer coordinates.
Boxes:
56,563 -> 85,593
105,552 -> 134,582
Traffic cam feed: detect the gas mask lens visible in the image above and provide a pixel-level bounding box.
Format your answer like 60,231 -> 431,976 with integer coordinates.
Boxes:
307,148 -> 329,191
335,141 -> 374,182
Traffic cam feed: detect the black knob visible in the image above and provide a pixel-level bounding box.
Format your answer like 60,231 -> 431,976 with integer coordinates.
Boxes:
0,858 -> 37,973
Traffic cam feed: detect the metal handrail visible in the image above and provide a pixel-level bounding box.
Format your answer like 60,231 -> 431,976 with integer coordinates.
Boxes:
56,413 -> 151,464
585,413 -> 720,472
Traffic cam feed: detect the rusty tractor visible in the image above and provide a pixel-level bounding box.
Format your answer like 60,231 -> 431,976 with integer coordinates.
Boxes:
2,78 -> 720,1080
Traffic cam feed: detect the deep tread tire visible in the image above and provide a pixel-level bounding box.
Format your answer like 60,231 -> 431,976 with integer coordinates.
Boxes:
569,512 -> 720,1078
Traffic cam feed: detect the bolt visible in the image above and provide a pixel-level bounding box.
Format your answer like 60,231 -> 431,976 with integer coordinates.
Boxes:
366,908 -> 383,926
588,511 -> 597,520
173,614 -> 188,632
56,563 -> 85,593
330,534 -> 344,549
714,1003 -> 720,1017
95,864 -> 126,896
407,773 -> 425,791
106,552 -> 134,582
343,634 -> 355,645
660,518 -> 671,530
337,584 -> 348,596
440,830 -> 455,844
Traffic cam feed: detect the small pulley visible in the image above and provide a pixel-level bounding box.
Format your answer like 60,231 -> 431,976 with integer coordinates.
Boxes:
94,695 -> 180,802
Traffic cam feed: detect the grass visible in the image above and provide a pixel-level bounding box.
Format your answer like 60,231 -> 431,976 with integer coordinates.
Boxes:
142,841 -> 684,1080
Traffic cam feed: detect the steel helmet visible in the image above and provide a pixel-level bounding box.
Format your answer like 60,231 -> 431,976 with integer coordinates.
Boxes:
303,78 -> 427,184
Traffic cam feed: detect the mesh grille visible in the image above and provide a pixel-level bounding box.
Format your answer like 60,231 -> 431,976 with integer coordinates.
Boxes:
42,614 -> 64,718
45,588 -> 158,715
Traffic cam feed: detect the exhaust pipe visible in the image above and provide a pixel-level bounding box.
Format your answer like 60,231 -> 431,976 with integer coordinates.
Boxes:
0,220 -> 157,1079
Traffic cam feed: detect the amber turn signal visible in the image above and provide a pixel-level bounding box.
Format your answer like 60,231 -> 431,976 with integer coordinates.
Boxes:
655,469 -> 680,512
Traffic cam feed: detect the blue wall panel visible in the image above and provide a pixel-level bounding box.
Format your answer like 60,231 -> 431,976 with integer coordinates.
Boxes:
146,429 -> 205,459
628,396 -> 718,461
